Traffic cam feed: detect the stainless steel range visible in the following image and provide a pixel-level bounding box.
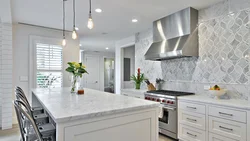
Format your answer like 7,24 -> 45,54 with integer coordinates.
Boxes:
144,90 -> 194,140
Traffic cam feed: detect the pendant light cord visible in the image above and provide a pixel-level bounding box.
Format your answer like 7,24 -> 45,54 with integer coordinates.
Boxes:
63,0 -> 65,37
73,0 -> 76,28
89,0 -> 92,14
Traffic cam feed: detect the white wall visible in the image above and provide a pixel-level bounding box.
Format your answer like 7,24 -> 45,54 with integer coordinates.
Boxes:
12,24 -> 79,124
82,51 -> 115,91
115,35 -> 135,94
0,0 -> 13,130
13,24 -> 80,95
0,0 -> 12,23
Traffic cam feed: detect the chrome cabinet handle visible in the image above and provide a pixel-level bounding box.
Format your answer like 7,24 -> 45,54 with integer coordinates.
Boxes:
219,112 -> 233,116
186,106 -> 197,110
187,132 -> 197,137
186,118 -> 197,122
219,126 -> 233,131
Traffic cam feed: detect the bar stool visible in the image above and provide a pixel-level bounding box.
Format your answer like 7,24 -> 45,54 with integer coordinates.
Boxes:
15,86 -> 44,115
14,100 -> 56,141
15,91 -> 49,125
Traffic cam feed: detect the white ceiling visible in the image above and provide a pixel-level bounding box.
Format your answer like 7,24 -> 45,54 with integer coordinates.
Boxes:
11,0 -> 223,52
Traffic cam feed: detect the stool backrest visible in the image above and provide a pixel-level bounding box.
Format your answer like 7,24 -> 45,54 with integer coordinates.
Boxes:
15,86 -> 32,109
14,100 -> 43,141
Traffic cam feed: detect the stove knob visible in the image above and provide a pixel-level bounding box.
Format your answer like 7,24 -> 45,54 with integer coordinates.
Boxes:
145,97 -> 148,100
152,98 -> 155,101
157,99 -> 161,102
167,101 -> 170,103
148,97 -> 151,100
170,101 -> 174,104
162,100 -> 166,103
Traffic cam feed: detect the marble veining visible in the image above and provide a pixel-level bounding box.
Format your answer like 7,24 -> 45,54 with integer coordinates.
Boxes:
32,88 -> 159,123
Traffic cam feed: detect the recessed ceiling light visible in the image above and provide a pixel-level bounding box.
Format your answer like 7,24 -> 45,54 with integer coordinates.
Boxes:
132,19 -> 138,23
75,27 -> 79,30
106,47 -> 109,50
79,44 -> 82,46
95,8 -> 102,13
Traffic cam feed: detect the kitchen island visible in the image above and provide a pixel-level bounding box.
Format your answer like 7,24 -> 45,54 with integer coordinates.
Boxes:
31,88 -> 159,141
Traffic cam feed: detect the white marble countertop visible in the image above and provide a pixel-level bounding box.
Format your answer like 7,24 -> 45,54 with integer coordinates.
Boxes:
120,88 -> 148,95
32,88 -> 159,123
178,94 -> 250,110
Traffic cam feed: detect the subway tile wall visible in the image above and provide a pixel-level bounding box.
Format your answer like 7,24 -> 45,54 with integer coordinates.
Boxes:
135,0 -> 250,100
0,20 -> 13,130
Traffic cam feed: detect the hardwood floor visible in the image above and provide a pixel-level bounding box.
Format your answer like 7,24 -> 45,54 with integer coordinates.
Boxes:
0,125 -> 175,141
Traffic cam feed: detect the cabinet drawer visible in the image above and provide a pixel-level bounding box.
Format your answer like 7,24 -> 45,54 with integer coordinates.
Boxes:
209,133 -> 238,141
179,110 -> 206,130
209,117 -> 246,141
179,124 -> 206,141
179,101 -> 206,114
209,106 -> 246,123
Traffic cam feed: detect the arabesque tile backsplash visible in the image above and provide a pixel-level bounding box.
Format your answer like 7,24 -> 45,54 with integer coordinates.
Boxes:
135,0 -> 250,100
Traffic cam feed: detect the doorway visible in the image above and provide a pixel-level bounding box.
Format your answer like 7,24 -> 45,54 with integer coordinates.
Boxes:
85,55 -> 100,90
122,45 -> 135,89
104,58 -> 115,93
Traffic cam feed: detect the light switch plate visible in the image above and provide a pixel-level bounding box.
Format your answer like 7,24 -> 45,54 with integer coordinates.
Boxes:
19,76 -> 28,82
204,85 -> 210,90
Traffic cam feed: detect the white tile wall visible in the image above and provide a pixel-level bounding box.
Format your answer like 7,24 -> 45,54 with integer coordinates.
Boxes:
0,21 -> 13,130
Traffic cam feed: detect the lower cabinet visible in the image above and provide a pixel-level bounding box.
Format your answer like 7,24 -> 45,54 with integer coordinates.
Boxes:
178,100 -> 248,141
179,124 -> 206,141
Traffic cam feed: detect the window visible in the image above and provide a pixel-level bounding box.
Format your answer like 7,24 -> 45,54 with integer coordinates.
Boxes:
36,43 -> 63,88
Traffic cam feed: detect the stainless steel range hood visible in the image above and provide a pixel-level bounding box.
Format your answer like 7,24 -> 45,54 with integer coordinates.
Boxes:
145,7 -> 198,61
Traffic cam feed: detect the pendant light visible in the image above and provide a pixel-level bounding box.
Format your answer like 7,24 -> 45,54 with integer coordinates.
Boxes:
87,0 -> 94,29
72,0 -> 78,39
62,0 -> 67,46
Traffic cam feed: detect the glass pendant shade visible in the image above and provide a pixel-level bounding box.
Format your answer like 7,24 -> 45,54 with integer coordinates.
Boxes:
87,17 -> 94,29
62,38 -> 67,46
72,29 -> 78,39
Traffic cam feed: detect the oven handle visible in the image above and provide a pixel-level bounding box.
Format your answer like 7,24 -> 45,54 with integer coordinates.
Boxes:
163,107 -> 176,111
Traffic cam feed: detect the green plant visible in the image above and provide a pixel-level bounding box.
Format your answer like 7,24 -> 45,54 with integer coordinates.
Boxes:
65,62 -> 88,77
131,68 -> 145,84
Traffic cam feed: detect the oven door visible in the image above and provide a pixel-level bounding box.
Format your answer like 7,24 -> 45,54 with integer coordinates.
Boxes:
159,106 -> 177,133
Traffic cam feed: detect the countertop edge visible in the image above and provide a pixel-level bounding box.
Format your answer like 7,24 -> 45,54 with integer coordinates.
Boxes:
54,103 -> 160,123
178,95 -> 250,110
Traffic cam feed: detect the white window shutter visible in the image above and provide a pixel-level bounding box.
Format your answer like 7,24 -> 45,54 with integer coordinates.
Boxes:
36,43 -> 63,88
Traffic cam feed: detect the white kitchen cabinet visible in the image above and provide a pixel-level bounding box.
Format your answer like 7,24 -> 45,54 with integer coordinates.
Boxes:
178,96 -> 249,141
120,89 -> 146,99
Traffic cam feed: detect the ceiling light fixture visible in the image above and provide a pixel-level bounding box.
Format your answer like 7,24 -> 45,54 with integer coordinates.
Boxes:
87,0 -> 94,29
62,0 -> 66,46
95,8 -> 102,13
72,0 -> 78,39
106,47 -> 109,50
132,19 -> 138,23
79,44 -> 82,46
75,27 -> 79,30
